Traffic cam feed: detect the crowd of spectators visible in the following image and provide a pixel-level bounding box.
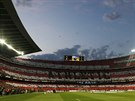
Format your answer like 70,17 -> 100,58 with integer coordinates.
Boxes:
3,80 -> 135,92
1,59 -> 135,83
0,80 -> 25,96
1,54 -> 135,95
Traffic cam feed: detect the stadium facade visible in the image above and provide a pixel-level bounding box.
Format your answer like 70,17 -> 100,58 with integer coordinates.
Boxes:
0,0 -> 135,95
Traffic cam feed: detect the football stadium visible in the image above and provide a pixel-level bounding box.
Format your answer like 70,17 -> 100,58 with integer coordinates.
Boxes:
0,0 -> 135,101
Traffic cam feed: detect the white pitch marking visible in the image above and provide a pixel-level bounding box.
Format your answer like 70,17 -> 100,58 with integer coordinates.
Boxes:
76,98 -> 81,101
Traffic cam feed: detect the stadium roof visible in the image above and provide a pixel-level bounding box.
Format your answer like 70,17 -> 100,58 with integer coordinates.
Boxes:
0,0 -> 41,57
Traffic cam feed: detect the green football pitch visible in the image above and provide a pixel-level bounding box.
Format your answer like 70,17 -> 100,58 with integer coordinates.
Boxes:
0,91 -> 135,101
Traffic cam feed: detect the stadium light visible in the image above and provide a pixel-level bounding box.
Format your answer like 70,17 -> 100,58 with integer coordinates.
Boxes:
7,44 -> 13,49
131,49 -> 135,53
19,51 -> 24,55
0,39 -> 24,55
0,39 -> 6,44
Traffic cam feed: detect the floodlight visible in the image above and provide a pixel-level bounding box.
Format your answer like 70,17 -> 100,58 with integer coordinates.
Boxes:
18,51 -> 24,55
21,52 -> 24,55
0,38 -> 24,55
131,49 -> 135,53
7,45 -> 13,49
0,39 -> 6,44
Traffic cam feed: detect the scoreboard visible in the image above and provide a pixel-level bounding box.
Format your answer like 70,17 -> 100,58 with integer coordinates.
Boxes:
64,55 -> 84,61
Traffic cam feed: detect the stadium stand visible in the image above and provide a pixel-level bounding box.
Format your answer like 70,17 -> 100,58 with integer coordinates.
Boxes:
1,54 -> 135,95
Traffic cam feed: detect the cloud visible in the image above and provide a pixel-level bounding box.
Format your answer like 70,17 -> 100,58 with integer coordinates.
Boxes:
14,0 -> 65,7
79,49 -> 90,59
103,0 -> 135,10
54,45 -> 81,60
89,45 -> 109,60
15,0 -> 33,7
117,40 -> 131,48
29,45 -> 123,60
103,0 -> 135,22
126,40 -> 130,43
29,45 -> 81,60
103,0 -> 122,21
103,0 -> 123,7
103,12 -> 121,21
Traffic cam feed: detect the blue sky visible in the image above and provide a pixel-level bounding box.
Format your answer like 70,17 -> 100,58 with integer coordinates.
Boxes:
12,0 -> 135,60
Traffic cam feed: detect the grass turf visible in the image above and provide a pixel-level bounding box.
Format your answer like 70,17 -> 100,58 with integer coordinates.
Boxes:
0,91 -> 135,101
